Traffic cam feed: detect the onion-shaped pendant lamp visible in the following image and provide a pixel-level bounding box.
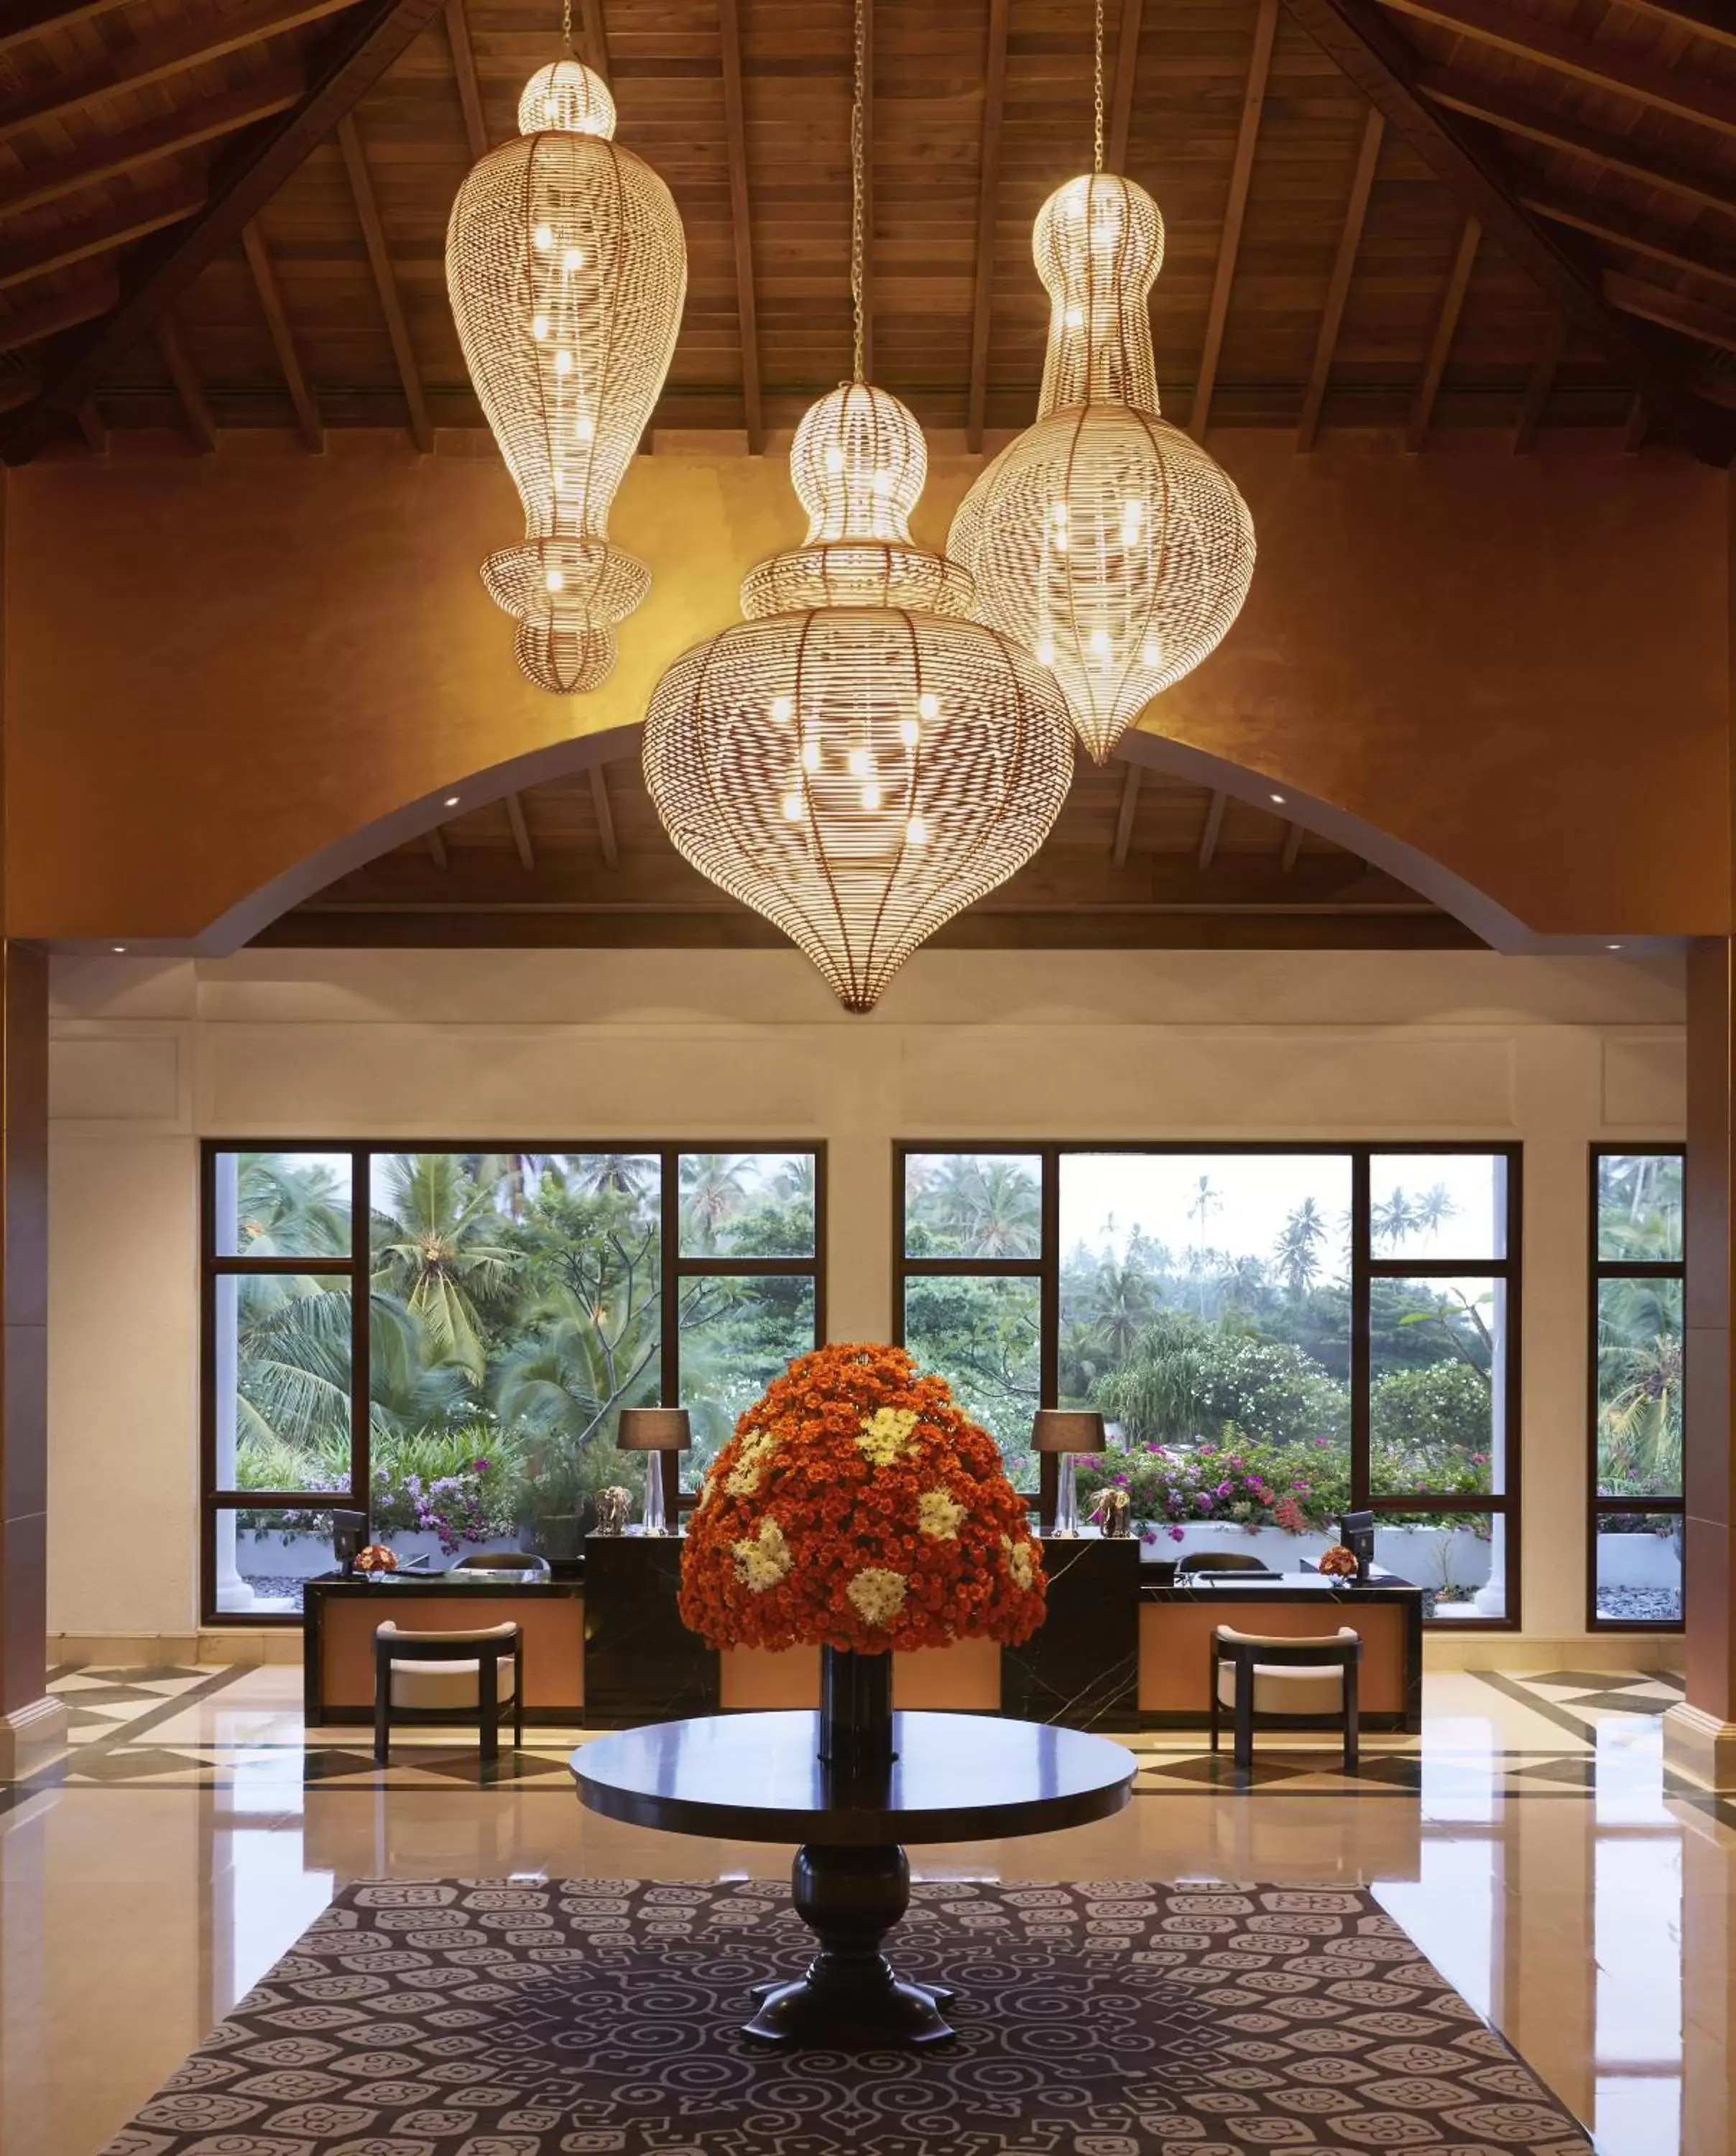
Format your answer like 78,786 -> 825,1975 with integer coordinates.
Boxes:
642,1 -> 1074,1013
948,1 -> 1255,763
445,4 -> 687,694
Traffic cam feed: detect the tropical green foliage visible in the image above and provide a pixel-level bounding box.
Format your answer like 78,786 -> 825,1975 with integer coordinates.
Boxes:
1594,1156 -> 1684,1498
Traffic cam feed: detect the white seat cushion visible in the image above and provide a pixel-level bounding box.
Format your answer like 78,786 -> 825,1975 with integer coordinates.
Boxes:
388,1657 -> 517,1711
1216,1661 -> 1345,1715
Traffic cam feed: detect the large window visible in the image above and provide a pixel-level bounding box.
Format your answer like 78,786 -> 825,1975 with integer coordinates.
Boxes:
896,1143 -> 1520,1626
203,1144 -> 823,1619
1589,1149 -> 1683,1631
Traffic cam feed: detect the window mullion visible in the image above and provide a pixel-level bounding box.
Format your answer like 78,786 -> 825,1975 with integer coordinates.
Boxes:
1351,1147 -> 1371,1508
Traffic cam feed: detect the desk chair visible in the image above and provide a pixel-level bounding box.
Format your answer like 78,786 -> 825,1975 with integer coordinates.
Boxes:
1209,1624 -> 1361,1777
1176,1549 -> 1278,1575
374,1620 -> 523,1768
446,1550 -> 553,1581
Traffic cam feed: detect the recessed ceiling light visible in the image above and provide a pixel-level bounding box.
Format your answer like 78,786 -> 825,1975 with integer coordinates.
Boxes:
1607,941 -> 1623,952
1270,792 -> 1285,805
443,795 -> 461,808
111,944 -> 126,954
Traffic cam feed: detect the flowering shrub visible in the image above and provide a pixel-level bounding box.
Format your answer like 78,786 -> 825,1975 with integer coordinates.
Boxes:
679,1342 -> 1046,1654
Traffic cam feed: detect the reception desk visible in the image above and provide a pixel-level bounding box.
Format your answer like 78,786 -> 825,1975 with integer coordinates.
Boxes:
303,1573 -> 584,1725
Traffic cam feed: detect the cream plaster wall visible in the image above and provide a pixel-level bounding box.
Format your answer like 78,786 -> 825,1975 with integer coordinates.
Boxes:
45,945 -> 1687,1649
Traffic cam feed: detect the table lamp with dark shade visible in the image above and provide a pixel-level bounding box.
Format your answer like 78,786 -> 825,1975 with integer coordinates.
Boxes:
1032,1410 -> 1106,1537
617,1408 -> 691,1536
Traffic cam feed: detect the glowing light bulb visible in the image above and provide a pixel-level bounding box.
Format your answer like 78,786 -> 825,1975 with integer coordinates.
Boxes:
562,246 -> 584,272
1051,530 -> 1069,554
824,446 -> 846,474
1035,637 -> 1056,665
1065,305 -> 1084,328
870,471 -> 894,497
575,413 -> 596,441
906,814 -> 928,844
898,717 -> 920,749
531,314 -> 550,341
1122,499 -> 1144,543
770,694 -> 794,724
782,791 -> 805,821
862,780 -> 882,811
847,746 -> 870,778
553,348 -> 573,375
533,223 -> 554,252
1087,627 -> 1111,658
1140,638 -> 1163,667
917,691 -> 939,722
545,567 -> 565,593
801,736 -> 821,773
1051,501 -> 1070,525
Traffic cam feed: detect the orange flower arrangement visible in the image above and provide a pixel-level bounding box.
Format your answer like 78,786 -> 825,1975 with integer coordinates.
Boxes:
680,1342 -> 1047,1654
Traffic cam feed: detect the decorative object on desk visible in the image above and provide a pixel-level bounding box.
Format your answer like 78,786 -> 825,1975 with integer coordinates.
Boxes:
351,1542 -> 399,1575
1339,1506 -> 1377,1584
1316,1542 -> 1359,1581
592,1484 -> 634,1537
617,1406 -> 690,1537
330,1508 -> 369,1573
1032,1409 -> 1105,1537
1089,1485 -> 1132,1537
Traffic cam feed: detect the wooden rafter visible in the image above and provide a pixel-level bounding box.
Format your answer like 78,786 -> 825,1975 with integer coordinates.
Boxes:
0,275 -> 116,356
717,0 -> 763,453
338,112 -> 433,453
1111,763 -> 1142,869
1512,311 -> 1563,453
1623,395 -> 1650,453
241,221 -> 323,451
1374,0 -> 1736,142
591,766 -> 620,871
1408,214 -> 1479,451
1614,0 -> 1736,52
75,400 -> 107,453
1282,0 -> 1736,464
1197,791 -> 1227,872
1108,0 -> 1144,172
0,175 -> 206,297
1606,272 -> 1736,357
0,0 -> 369,149
578,0 -> 612,85
0,0 -> 135,60
505,793 -> 535,874
1297,104 -> 1383,451
0,0 -> 446,464
156,318 -> 217,453
427,827 -> 450,870
1191,0 -> 1278,440
1525,192 -> 1736,295
443,0 -> 489,160
859,0 -> 875,386
1280,821 -> 1304,871
966,0 -> 1009,452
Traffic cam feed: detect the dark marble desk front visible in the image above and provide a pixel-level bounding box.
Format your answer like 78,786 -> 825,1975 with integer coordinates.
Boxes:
1000,1535 -> 1141,1731
581,1532 -> 719,1726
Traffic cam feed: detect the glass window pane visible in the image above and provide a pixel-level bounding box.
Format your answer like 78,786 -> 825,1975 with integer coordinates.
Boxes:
1370,1275 -> 1505,1497
1058,1153 -> 1353,1527
904,1153 -> 1043,1259
902,1273 -> 1041,1485
1597,1276 -> 1683,1498
678,1273 -> 816,1487
1594,1512 -> 1683,1624
678,1152 -> 816,1258
1370,1153 -> 1506,1260
216,1151 -> 351,1257
216,1506 -> 342,1616
1377,1509 -> 1499,1617
1597,1152 -> 1684,1264
216,1272 -> 353,1493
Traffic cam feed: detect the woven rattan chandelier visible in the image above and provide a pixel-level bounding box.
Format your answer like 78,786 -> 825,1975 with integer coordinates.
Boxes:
445,4 -> 686,694
642,0 -> 1074,1013
948,1 -> 1255,763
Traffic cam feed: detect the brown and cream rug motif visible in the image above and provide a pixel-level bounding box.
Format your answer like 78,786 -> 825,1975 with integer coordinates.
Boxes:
101,1876 -> 1590,2155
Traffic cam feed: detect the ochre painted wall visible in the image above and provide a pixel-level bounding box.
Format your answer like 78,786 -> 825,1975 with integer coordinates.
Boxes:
4,430 -> 1727,942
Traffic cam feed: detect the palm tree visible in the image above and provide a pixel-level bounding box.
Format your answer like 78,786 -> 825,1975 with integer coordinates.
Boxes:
1372,1187 -> 1418,1249
771,1154 -> 817,1205
232,1271 -> 354,1460
1218,1252 -> 1270,1314
370,1153 -> 520,1381
680,1153 -> 749,1252
234,1152 -> 349,1257
1273,1197 -> 1326,1296
1597,1273 -> 1683,1493
568,1153 -> 659,1199
1414,1181 -> 1458,1242
970,1158 -> 1042,1257
1085,1258 -> 1155,1364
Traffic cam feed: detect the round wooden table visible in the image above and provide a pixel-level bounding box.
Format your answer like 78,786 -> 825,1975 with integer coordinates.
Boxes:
572,1708 -> 1135,2047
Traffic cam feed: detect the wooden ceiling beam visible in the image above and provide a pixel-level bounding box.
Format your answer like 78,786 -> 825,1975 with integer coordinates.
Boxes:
716,0 -> 763,453
1408,213 -> 1479,451
0,0 -> 445,464
1623,395 -> 1650,453
1280,821 -> 1305,871
1282,0 -> 1736,464
426,827 -> 450,871
1111,763 -> 1142,869
0,71 -> 305,223
75,400 -> 108,453
0,0 -> 134,58
965,0 -> 1009,453
241,221 -> 323,451
1512,310 -> 1564,453
1612,0 -> 1736,53
1525,190 -> 1736,295
1107,0 -> 1144,172
0,0 -> 369,149
505,792 -> 535,874
1374,0 -> 1736,141
590,766 -> 620,871
1196,790 -> 1227,872
1605,270 -> 1736,356
1191,0 -> 1279,440
0,175 -> 206,297
155,317 -> 217,453
443,0 -> 489,160
1297,104 -> 1383,451
0,273 -> 116,356
337,111 -> 433,453
578,0 -> 612,86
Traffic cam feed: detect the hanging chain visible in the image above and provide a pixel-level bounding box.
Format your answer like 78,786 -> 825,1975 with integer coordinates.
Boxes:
561,0 -> 574,58
1093,0 -> 1105,172
850,0 -> 867,380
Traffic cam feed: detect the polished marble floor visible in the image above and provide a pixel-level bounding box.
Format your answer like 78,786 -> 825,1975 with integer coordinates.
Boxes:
1,1664 -> 1728,2156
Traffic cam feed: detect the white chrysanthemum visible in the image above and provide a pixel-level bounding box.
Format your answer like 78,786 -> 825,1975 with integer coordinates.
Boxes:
731,1517 -> 793,1592
846,1566 -> 908,1626
726,1425 -> 779,1497
857,1407 -> 920,1468
917,1487 -> 965,1540
1002,1536 -> 1035,1591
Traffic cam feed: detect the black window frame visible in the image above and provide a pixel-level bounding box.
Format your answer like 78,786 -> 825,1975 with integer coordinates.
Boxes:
1587,1143 -> 1684,1635
893,1139 -> 1523,1631
201,1138 -> 826,1625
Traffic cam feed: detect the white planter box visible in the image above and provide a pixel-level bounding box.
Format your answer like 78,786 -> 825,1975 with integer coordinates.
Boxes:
1140,1518 -> 1490,1592
232,1529 -> 455,1577
1595,1529 -> 1682,1590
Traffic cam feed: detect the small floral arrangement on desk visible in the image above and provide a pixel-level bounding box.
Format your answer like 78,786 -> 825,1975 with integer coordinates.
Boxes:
678,1342 -> 1048,1653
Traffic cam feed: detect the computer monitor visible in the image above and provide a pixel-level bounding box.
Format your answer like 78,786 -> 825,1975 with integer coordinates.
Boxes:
1339,1509 -> 1375,1585
331,1510 -> 369,1573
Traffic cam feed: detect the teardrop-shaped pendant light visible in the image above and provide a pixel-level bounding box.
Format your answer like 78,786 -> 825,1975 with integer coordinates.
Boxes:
948,3 -> 1255,762
642,1 -> 1075,1013
446,24 -> 687,694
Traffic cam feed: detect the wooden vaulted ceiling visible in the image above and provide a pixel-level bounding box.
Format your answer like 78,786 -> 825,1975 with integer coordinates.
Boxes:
259,753 -> 1480,948
0,1 -> 1732,463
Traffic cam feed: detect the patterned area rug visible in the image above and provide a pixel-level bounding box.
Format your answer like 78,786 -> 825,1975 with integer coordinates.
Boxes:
102,1877 -> 1591,2155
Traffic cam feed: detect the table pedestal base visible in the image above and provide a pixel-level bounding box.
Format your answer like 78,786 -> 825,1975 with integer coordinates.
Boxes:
742,1842 -> 955,2047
